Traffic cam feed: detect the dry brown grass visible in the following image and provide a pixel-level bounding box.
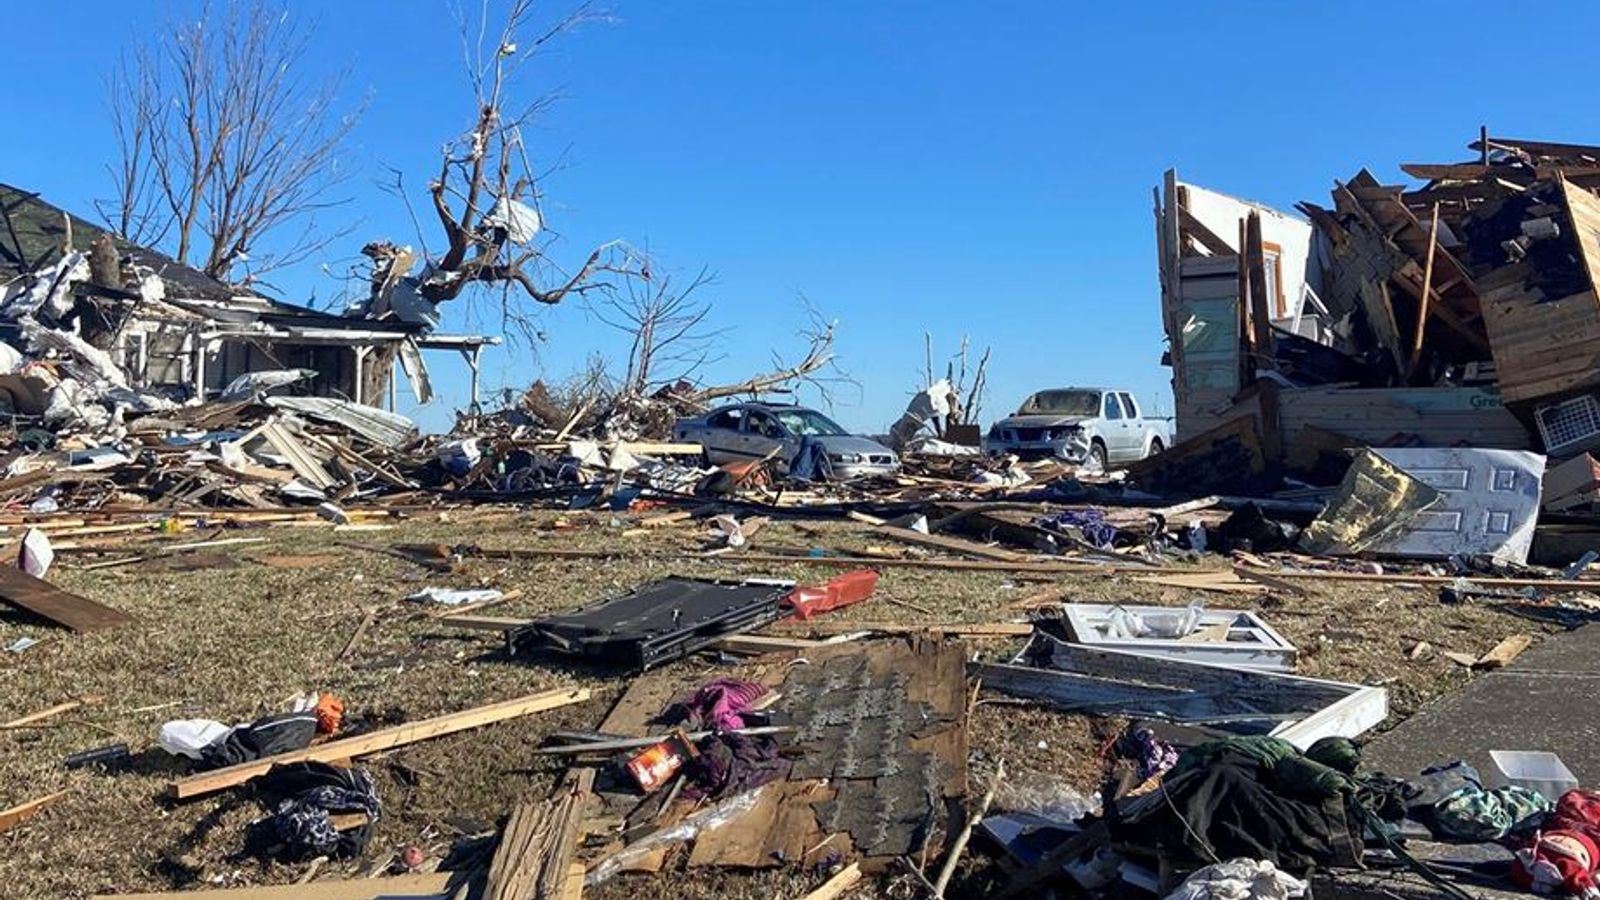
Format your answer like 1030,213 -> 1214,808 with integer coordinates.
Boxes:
0,509 -> 1561,898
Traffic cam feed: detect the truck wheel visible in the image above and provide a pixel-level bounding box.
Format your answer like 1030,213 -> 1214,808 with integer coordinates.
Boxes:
1088,440 -> 1108,472
1148,437 -> 1164,457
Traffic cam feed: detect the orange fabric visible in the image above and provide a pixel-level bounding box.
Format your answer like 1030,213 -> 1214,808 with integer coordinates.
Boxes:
314,693 -> 345,735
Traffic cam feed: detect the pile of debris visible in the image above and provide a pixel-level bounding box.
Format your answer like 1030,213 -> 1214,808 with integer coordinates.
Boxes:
1147,133 -> 1600,567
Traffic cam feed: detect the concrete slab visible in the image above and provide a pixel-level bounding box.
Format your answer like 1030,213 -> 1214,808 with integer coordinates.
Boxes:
1364,624 -> 1600,785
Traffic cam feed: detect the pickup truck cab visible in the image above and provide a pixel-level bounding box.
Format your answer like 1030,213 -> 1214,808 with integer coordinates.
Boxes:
985,387 -> 1171,469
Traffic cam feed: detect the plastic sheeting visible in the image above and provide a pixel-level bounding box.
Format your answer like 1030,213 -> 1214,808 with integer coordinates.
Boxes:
0,252 -> 87,319
484,197 -> 543,244
220,368 -> 316,401
1164,858 -> 1308,900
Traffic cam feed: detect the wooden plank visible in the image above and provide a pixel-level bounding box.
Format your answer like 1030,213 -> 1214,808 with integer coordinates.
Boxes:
875,526 -> 1026,562
0,566 -> 133,632
800,862 -> 862,900
436,613 -> 529,631
774,621 -> 1032,638
168,687 -> 591,799
93,873 -> 454,900
1244,211 -> 1276,362
1399,162 -> 1494,181
1250,567 -> 1600,592
1476,634 -> 1533,670
1132,571 -> 1266,595
1407,202 -> 1441,377
712,634 -> 827,654
0,790 -> 68,833
639,509 -> 694,528
1177,205 -> 1236,257
2,696 -> 98,729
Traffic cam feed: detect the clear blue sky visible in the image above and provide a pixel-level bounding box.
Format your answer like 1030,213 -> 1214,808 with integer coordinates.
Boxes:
4,1 -> 1596,433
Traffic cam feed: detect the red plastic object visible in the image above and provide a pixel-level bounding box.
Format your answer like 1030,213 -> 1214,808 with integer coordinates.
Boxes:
783,569 -> 879,620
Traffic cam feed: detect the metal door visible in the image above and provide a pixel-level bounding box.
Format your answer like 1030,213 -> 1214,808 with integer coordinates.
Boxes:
1368,448 -> 1545,564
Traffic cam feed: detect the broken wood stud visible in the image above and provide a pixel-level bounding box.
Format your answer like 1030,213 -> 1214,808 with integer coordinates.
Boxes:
800,862 -> 862,900
933,759 -> 1004,896
0,790 -> 68,834
1476,634 -> 1533,669
167,687 -> 591,799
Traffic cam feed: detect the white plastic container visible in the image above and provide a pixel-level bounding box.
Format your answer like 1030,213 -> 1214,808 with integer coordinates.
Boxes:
1488,750 -> 1579,802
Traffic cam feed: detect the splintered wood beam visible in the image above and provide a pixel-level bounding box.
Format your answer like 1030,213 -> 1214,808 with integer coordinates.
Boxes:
167,687 -> 591,799
1177,205 -> 1237,257
1407,202 -> 1442,377
1399,162 -> 1494,181
1389,271 -> 1490,354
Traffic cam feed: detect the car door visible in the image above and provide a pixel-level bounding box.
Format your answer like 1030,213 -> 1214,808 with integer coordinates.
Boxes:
1100,392 -> 1131,462
701,407 -> 746,463
741,409 -> 789,459
1117,392 -> 1144,456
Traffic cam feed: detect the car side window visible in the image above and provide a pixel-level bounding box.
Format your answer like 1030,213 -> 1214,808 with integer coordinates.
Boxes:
1103,394 -> 1122,420
707,408 -> 744,431
746,411 -> 782,438
1118,392 -> 1138,418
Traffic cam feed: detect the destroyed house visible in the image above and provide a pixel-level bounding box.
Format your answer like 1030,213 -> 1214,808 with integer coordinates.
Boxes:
1151,134 -> 1600,487
0,183 -> 498,409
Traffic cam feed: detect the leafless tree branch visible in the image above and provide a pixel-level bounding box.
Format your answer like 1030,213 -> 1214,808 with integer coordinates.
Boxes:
364,0 -> 642,322
102,0 -> 363,285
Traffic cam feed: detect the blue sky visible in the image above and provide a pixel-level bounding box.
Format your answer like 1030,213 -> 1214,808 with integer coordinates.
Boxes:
5,1 -> 1597,433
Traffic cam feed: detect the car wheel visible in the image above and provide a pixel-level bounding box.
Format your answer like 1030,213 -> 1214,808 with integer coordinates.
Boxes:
1148,437 -> 1164,457
1088,440 -> 1108,472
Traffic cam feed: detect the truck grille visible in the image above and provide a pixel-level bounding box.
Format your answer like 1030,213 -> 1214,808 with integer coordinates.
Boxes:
1010,427 -> 1046,442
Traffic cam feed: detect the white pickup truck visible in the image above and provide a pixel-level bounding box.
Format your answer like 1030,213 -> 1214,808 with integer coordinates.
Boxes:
985,387 -> 1173,469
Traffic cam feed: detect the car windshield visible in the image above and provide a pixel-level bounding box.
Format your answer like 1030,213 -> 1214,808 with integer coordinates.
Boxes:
773,408 -> 847,436
1018,390 -> 1101,416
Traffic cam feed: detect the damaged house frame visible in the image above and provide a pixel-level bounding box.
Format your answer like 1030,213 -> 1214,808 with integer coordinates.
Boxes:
1150,132 -> 1600,492
0,183 -> 500,414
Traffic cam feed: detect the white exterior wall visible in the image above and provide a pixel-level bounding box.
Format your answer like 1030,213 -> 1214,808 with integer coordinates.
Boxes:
1180,181 -> 1321,325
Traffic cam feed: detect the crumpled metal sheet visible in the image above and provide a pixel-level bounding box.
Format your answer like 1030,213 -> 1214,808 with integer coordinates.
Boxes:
265,396 -> 418,449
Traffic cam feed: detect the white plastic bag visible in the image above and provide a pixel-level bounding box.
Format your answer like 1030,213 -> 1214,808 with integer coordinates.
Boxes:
158,719 -> 234,759
406,587 -> 503,606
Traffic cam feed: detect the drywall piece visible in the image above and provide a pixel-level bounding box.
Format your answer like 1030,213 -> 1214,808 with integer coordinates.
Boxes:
1060,603 -> 1297,671
975,633 -> 1386,748
1368,448 -> 1545,564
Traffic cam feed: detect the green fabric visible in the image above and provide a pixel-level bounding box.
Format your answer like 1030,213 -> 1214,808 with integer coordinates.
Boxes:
1172,736 -> 1353,800
1432,785 -> 1552,841
1274,755 -> 1354,800
1172,736 -> 1299,777
1306,737 -> 1362,775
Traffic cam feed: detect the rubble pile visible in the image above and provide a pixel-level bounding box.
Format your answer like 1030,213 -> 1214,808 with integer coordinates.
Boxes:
16,140 -> 1600,900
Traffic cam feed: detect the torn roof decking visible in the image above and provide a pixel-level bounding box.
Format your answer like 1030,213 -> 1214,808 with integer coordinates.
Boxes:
0,182 -> 233,302
0,183 -> 498,351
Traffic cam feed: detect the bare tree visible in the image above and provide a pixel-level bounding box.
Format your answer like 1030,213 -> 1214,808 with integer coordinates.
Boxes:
694,310 -> 846,406
591,267 -> 725,394
376,0 -> 644,319
105,0 -> 362,285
